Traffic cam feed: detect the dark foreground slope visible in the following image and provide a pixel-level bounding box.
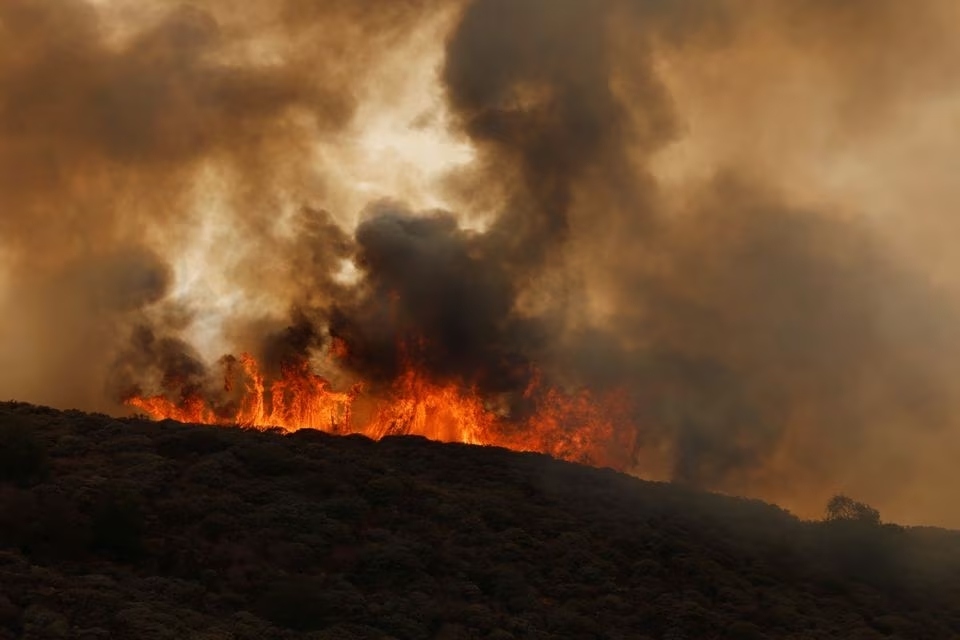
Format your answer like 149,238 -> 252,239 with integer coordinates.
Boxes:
1,403 -> 959,640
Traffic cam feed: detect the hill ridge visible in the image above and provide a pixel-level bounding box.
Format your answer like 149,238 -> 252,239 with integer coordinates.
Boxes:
1,401 -> 958,639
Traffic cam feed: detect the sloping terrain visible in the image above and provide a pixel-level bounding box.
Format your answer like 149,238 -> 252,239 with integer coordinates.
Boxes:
0,401 -> 959,640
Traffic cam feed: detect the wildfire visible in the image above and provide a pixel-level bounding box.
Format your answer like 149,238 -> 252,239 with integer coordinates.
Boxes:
364,368 -> 496,445
233,355 -> 357,433
125,348 -> 635,469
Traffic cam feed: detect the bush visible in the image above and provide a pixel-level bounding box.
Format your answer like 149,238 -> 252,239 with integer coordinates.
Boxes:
90,491 -> 145,561
256,576 -> 366,631
27,493 -> 91,560
825,495 -> 880,526
233,443 -> 300,476
363,476 -> 405,506
0,417 -> 47,486
724,621 -> 767,639
155,429 -> 232,459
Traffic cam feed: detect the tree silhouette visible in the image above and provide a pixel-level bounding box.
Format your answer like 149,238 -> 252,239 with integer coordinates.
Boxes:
825,494 -> 880,525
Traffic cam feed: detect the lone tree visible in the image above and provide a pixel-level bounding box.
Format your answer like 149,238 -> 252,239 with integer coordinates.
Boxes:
825,494 -> 881,525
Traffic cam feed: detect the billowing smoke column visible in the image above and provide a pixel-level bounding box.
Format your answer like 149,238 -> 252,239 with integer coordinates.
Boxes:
2,0 -> 960,525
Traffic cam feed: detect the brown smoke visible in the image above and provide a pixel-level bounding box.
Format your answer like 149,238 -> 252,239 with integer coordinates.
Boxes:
2,0 -> 959,526
0,0 -> 437,404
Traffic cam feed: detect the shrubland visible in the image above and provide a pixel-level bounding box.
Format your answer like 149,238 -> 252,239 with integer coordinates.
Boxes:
0,402 -> 958,639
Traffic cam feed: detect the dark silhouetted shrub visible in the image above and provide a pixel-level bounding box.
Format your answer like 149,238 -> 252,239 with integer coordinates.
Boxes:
90,492 -> 145,561
826,495 -> 881,525
352,543 -> 425,588
234,443 -> 300,476
0,594 -> 21,633
321,494 -> 370,523
155,428 -> 231,459
27,493 -> 91,560
256,576 -> 366,631
0,418 -> 47,485
724,621 -> 766,639
363,476 -> 405,506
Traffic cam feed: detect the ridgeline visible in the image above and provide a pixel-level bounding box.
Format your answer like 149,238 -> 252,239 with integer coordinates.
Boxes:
1,402 -> 958,639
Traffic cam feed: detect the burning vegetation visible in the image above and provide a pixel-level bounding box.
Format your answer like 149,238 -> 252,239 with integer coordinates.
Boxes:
123,340 -> 637,470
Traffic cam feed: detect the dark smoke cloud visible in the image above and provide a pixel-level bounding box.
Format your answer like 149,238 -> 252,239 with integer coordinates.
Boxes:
328,201 -> 543,393
434,0 -> 960,518
2,0 -> 959,525
110,325 -> 209,406
614,178 -> 960,489
443,0 -> 667,261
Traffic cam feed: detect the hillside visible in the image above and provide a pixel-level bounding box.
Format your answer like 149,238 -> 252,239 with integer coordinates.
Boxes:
0,402 -> 959,640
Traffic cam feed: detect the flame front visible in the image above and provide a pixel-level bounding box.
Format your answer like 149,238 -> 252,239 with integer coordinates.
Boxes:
125,349 -> 636,469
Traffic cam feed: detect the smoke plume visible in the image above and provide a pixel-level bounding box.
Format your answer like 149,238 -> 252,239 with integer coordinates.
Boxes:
2,0 -> 960,526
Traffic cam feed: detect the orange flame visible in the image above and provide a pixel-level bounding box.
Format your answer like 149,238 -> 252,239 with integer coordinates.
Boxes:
234,355 -> 358,433
126,393 -> 216,426
125,348 -> 635,469
365,368 -> 497,445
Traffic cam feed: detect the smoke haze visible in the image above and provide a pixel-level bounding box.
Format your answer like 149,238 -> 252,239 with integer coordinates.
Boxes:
2,0 -> 960,526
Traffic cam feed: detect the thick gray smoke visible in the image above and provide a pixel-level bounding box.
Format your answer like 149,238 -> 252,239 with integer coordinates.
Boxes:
2,0 -> 960,525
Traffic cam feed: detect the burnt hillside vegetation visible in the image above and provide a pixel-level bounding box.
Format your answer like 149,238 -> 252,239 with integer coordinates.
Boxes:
0,402 -> 959,639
